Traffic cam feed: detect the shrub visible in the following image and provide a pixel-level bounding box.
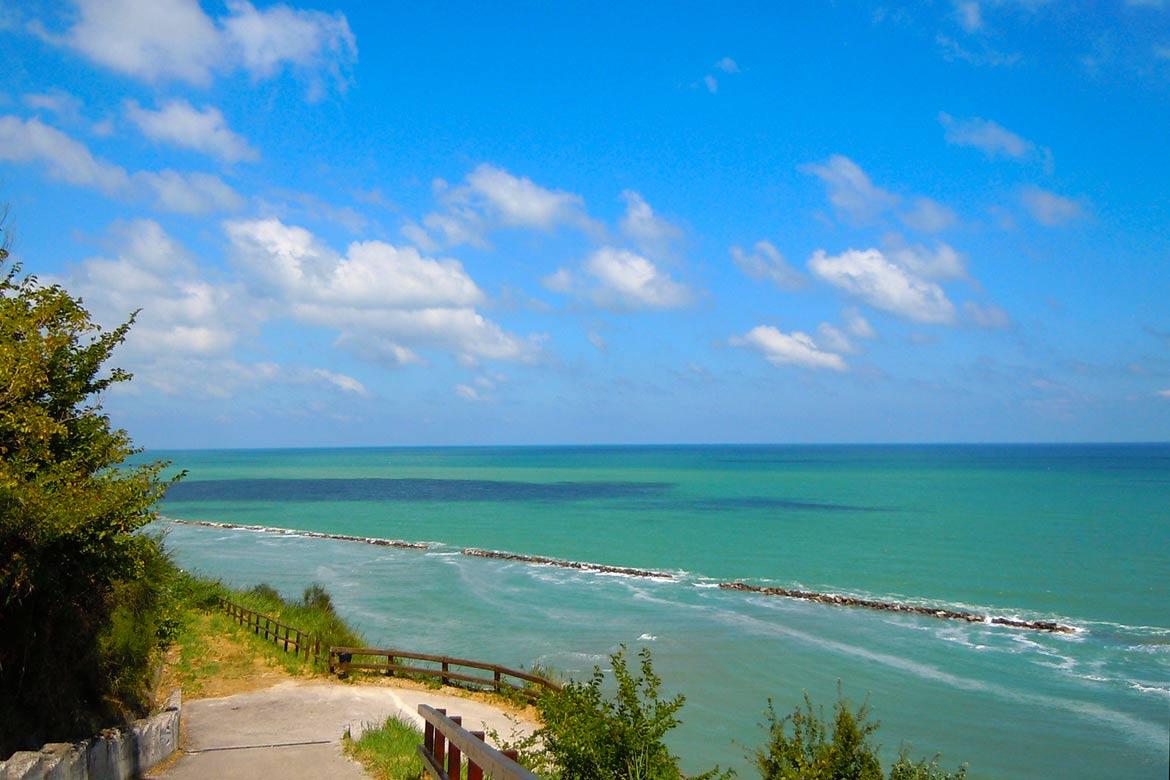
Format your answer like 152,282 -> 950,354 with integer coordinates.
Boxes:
530,645 -> 729,780
0,230 -> 179,755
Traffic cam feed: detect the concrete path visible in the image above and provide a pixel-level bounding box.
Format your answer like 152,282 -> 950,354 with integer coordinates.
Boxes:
156,680 -> 535,779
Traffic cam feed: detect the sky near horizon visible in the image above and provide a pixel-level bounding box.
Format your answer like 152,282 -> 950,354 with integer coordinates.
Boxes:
3,0 -> 1169,447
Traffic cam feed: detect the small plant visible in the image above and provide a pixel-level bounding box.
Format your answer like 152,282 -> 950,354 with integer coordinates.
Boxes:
529,645 -> 730,780
754,689 -> 966,780
344,714 -> 426,780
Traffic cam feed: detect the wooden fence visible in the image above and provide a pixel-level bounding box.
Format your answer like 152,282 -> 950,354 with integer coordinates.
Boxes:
328,646 -> 560,701
218,597 -> 321,662
417,704 -> 539,780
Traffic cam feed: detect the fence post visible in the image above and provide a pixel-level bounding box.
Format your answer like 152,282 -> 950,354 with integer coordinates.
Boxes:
494,669 -> 502,693
441,660 -> 449,686
447,716 -> 462,778
386,653 -> 394,677
467,731 -> 486,780
433,709 -> 446,766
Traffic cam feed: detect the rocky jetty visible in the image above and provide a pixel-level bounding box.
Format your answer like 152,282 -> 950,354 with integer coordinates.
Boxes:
169,518 -> 430,550
462,548 -> 674,579
717,582 -> 1075,633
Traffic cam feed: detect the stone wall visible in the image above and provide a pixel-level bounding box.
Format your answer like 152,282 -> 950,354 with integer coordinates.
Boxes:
0,690 -> 181,780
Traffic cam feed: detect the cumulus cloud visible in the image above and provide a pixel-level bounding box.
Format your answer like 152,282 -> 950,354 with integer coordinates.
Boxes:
620,190 -> 682,257
1158,389 -> 1170,399
884,237 -> 969,282
126,99 -> 258,163
0,114 -> 129,193
225,218 -> 541,365
584,247 -> 691,310
541,268 -> 574,293
955,1 -> 983,32
55,220 -> 268,398
730,240 -> 804,290
45,0 -> 356,96
801,155 -> 900,225
731,326 -> 847,372
455,384 -> 481,401
715,56 -> 740,73
900,197 -> 958,233
964,301 -> 1012,329
135,169 -> 244,213
939,112 -> 1040,161
413,164 -> 594,248
1020,186 -> 1086,225
311,368 -> 367,396
809,248 -> 957,324
844,308 -> 877,340
0,114 -> 242,213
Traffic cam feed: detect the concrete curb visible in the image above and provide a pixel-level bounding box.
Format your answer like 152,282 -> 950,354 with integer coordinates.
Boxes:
0,690 -> 181,780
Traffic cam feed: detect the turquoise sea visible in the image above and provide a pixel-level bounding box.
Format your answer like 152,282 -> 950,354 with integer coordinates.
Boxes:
152,445 -> 1170,778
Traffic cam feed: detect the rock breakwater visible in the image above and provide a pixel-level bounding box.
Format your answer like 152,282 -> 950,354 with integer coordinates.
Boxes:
461,548 -> 674,579
718,582 -> 1075,633
168,519 -> 430,549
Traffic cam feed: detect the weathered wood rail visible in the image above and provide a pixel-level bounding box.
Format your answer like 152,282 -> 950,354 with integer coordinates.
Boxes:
417,704 -> 539,780
329,647 -> 560,701
218,597 -> 322,661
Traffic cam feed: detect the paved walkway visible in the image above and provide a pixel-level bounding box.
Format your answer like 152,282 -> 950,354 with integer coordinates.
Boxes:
156,680 -> 535,779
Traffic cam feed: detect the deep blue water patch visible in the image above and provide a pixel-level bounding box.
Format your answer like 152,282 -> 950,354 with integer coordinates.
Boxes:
689,497 -> 882,512
164,478 -> 673,503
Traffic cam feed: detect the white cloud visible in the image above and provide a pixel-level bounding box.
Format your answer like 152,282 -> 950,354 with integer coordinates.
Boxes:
225,218 -> 484,309
585,247 -> 691,310
815,323 -> 858,355
730,240 -> 804,290
955,1 -> 983,32
0,114 -> 242,213
619,190 -> 682,257
0,115 -> 129,193
225,218 -> 541,364
310,368 -> 368,396
731,326 -> 847,372
415,164 -> 593,247
542,268 -> 574,293
47,0 -> 356,96
715,56 -> 740,73
936,34 -> 1021,67
455,384 -> 481,401
939,112 -> 1035,160
801,155 -> 900,225
1158,389 -> 1170,399
59,220 -> 255,393
703,75 -> 719,94
809,248 -> 957,324
23,90 -> 84,121
964,301 -> 1012,329
587,331 -> 607,352
900,197 -> 958,233
126,99 -> 258,163
844,308 -> 877,340
135,170 -> 245,213
884,237 -> 969,281
1020,186 -> 1086,225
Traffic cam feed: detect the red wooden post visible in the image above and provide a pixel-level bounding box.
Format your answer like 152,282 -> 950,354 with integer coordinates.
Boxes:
493,669 -> 502,693
468,731 -> 486,780
447,716 -> 462,778
423,721 -> 434,754
441,660 -> 449,686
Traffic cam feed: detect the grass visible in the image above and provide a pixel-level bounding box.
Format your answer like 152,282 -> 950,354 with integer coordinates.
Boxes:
344,715 -> 428,780
154,571 -> 365,700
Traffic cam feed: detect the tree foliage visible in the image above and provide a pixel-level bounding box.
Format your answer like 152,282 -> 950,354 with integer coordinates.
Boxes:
528,645 -> 729,780
0,232 -> 178,755
756,691 -> 966,780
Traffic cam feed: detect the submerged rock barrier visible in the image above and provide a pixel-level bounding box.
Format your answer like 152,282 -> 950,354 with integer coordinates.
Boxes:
462,548 -> 674,579
717,582 -> 1075,633
169,518 -> 430,550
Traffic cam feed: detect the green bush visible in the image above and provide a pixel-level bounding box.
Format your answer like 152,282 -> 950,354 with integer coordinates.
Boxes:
755,691 -> 966,780
0,232 -> 179,755
528,646 -> 729,780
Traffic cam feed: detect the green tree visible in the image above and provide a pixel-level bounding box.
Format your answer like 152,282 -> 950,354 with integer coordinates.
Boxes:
755,692 -> 882,780
0,227 -> 178,755
530,645 -> 729,780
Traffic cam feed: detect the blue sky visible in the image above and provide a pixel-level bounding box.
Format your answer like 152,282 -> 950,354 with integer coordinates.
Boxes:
3,0 -> 1168,447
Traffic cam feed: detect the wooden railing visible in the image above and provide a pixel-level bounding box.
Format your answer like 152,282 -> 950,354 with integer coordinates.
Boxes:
328,647 -> 560,701
218,597 -> 321,662
417,704 -> 539,780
